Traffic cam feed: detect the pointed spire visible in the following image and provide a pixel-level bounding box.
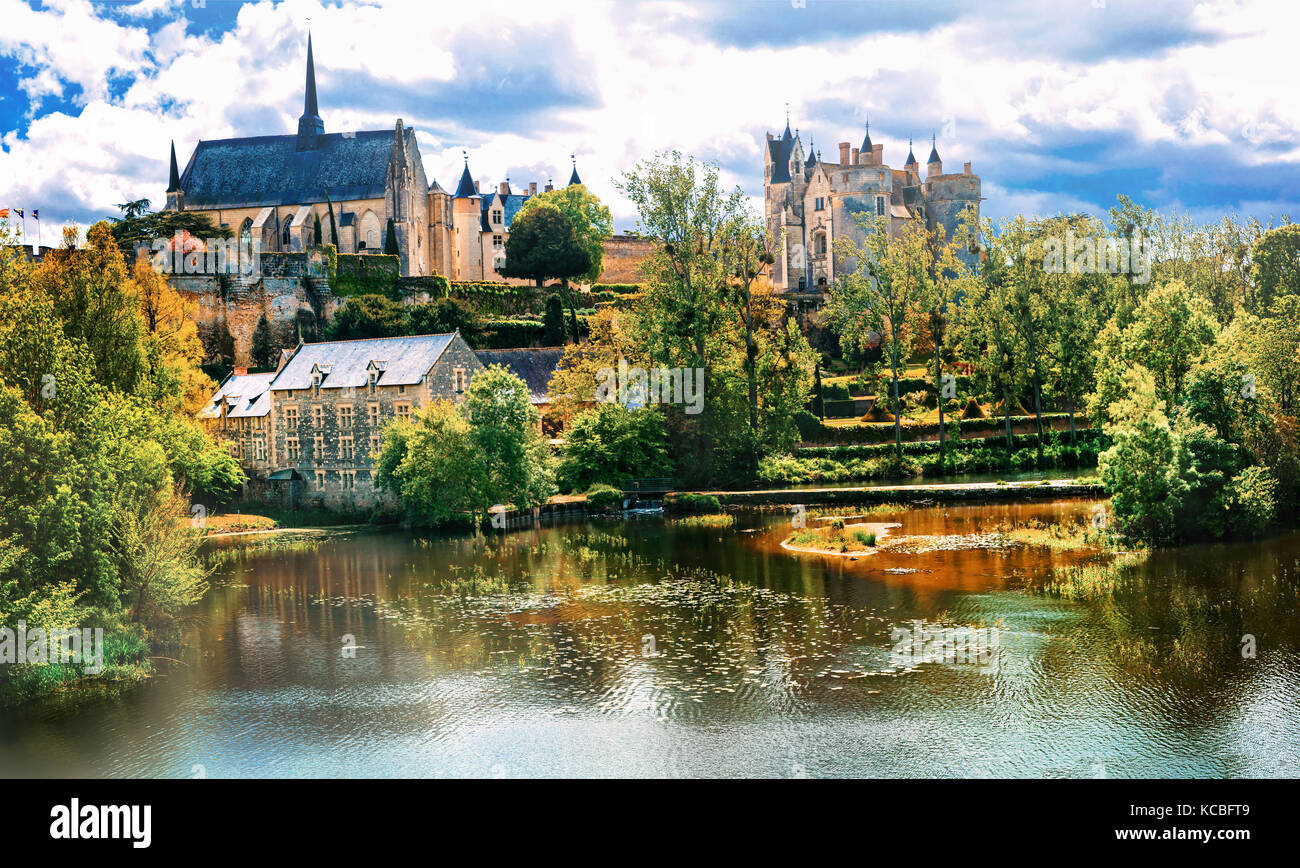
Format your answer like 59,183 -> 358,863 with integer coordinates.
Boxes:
454,150 -> 478,198
167,140 -> 181,193
806,138 -> 816,166
927,131 -> 941,165
568,154 -> 582,186
296,32 -> 325,150
304,33 -> 319,119
860,115 -> 872,153
905,137 -> 917,166
782,105 -> 793,142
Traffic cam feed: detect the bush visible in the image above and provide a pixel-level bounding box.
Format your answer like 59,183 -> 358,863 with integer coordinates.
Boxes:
665,493 -> 721,514
556,404 -> 671,493
478,319 -> 546,348
584,483 -> 624,511
793,410 -> 822,441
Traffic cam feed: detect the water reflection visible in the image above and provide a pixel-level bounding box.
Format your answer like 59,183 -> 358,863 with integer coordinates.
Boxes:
1,499 -> 1297,778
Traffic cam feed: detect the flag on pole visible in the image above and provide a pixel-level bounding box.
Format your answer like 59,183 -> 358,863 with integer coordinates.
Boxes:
32,210 -> 39,219
0,209 -> 8,219
14,209 -> 22,218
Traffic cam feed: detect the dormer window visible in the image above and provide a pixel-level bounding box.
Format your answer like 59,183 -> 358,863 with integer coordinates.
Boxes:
491,209 -> 503,224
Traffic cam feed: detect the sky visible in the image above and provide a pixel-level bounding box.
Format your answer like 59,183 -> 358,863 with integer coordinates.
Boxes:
1,0 -> 1298,240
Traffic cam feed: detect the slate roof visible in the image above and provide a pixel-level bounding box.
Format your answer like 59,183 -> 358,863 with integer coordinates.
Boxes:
200,372 -> 275,419
270,333 -> 457,391
178,127 -> 410,209
475,347 -> 564,404
454,162 -> 478,198
768,136 -> 793,183
479,192 -> 532,232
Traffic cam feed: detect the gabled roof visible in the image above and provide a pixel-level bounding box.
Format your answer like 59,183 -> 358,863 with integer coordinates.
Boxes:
179,126 -> 412,209
199,371 -> 275,419
479,191 -> 531,231
475,347 -> 564,404
271,333 -> 458,391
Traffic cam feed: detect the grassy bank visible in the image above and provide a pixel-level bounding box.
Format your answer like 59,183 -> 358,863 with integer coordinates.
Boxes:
0,629 -> 152,708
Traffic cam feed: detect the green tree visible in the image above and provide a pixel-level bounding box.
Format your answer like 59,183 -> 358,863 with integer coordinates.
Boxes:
383,218 -> 399,256
514,183 -> 613,284
542,293 -> 568,346
251,313 -> 276,369
408,297 -> 481,345
556,404 -> 671,492
375,366 -> 554,528
498,204 -> 592,288
1249,223 -> 1300,315
824,216 -> 928,457
325,294 -> 408,340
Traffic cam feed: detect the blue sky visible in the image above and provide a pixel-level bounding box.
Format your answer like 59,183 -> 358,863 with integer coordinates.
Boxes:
1,0 -> 1297,236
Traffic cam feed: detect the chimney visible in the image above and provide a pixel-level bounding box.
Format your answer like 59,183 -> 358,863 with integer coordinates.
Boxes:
851,147 -> 860,164
873,144 -> 883,165
499,181 -> 509,196
233,366 -> 248,377
838,142 -> 850,165
544,180 -> 554,193
963,161 -> 972,176
475,180 -> 481,194
528,181 -> 537,196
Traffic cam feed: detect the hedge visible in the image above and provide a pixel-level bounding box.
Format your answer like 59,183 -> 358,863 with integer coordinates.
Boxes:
479,319 -> 545,348
333,253 -> 400,297
795,428 -> 1110,460
592,283 -> 643,294
802,414 -> 1075,445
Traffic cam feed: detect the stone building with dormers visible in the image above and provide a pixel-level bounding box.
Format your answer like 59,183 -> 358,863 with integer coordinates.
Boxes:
202,332 -> 485,509
764,115 -> 982,292
199,369 -> 275,474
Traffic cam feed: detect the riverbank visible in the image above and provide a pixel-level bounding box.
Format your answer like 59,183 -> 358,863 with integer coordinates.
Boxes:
687,477 -> 1102,507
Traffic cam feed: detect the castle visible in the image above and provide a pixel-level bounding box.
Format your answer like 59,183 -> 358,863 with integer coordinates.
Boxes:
164,35 -> 607,283
763,115 -> 982,292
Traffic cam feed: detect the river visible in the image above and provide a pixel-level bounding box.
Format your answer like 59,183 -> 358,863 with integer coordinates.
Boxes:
2,498 -> 1297,778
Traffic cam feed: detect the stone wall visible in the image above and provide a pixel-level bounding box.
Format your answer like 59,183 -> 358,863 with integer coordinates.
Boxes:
597,235 -> 654,283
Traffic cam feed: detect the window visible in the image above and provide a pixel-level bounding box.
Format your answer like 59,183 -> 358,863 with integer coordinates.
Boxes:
368,371 -> 378,395
253,435 -> 266,461
877,196 -> 885,216
369,434 -> 380,455
315,470 -> 327,489
814,233 -> 827,255
492,234 -> 503,248
395,403 -> 412,422
283,406 -> 299,430
814,197 -> 825,211
312,372 -> 321,397
311,405 -> 324,428
341,470 -> 356,490
453,367 -> 466,393
239,219 -> 253,256
338,405 -> 354,429
339,436 -> 354,460
313,435 -> 323,457
286,437 -> 301,461
282,218 -> 292,249
398,385 -> 406,395
368,404 -> 380,427
491,209 -> 502,224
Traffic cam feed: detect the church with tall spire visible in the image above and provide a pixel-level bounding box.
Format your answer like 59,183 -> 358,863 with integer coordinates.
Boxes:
165,35 -> 591,282
763,112 -> 982,291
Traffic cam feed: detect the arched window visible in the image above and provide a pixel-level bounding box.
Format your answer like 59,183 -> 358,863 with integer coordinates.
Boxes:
239,218 -> 253,254
359,211 -> 381,252
814,233 -> 827,255
282,216 -> 293,250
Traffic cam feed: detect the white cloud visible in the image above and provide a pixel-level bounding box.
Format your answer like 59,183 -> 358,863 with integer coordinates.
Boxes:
1,0 -> 1298,235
